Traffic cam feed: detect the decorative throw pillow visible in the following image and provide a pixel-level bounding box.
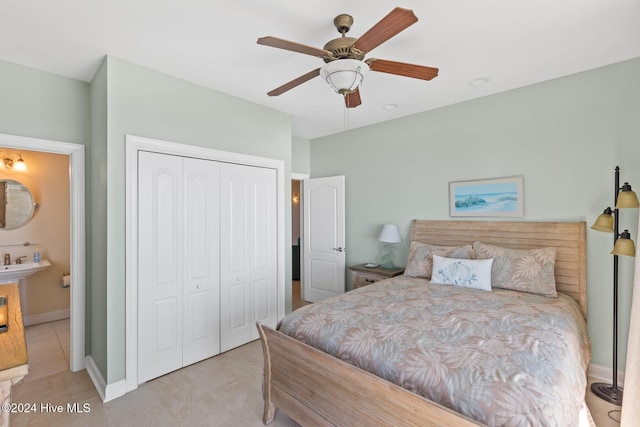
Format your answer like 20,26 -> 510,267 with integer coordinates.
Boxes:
431,255 -> 493,291
472,242 -> 557,298
403,242 -> 473,279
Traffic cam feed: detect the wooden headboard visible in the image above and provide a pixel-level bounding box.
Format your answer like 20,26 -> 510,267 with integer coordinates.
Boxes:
410,220 -> 587,319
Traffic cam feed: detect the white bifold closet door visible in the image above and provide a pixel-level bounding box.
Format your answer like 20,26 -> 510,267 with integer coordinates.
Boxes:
137,151 -> 278,383
220,163 -> 278,352
138,151 -> 221,383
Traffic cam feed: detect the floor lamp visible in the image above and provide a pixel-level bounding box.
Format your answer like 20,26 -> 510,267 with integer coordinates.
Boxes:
590,166 -> 639,405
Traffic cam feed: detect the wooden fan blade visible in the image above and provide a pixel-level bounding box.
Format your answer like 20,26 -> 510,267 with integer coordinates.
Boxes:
366,59 -> 439,80
257,36 -> 332,58
345,88 -> 362,108
267,68 -> 321,96
352,8 -> 418,53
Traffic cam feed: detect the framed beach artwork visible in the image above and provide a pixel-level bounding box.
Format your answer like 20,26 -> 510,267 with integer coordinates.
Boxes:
449,175 -> 524,217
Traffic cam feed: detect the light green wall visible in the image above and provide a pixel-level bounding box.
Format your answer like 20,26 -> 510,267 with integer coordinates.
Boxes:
89,59 -> 108,376
292,135 -> 311,175
101,56 -> 292,382
310,57 -> 640,372
0,58 -> 93,356
0,59 -> 90,144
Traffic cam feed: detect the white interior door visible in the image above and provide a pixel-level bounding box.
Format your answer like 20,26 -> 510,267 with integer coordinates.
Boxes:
302,176 -> 346,302
138,152 -> 221,382
181,157 -> 220,366
220,163 -> 252,352
250,167 -> 278,340
220,163 -> 278,351
138,151 -> 184,383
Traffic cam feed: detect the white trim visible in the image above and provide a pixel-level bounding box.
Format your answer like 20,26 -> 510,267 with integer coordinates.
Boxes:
588,363 -> 625,386
125,134 -> 286,394
0,133 -> 85,372
85,356 -> 127,402
85,356 -> 106,401
22,309 -> 70,327
291,172 -> 310,180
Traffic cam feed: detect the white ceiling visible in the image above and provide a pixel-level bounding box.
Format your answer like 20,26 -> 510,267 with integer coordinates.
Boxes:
1,0 -> 639,139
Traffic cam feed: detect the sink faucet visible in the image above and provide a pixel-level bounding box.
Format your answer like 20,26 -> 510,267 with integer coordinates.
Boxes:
15,256 -> 27,265
3,254 -> 9,266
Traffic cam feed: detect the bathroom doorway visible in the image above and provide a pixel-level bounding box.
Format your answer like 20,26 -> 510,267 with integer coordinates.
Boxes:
0,133 -> 85,373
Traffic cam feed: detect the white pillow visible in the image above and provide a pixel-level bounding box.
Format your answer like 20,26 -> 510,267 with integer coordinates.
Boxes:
431,255 -> 493,291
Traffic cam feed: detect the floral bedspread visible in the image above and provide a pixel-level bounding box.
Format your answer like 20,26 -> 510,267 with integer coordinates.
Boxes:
279,277 -> 591,427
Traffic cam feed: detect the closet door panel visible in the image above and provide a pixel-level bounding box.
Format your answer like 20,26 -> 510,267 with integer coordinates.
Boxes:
251,167 -> 278,339
138,151 -> 184,383
220,163 -> 252,352
182,158 -> 221,366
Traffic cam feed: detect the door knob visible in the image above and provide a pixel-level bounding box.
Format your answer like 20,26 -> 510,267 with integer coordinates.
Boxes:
332,247 -> 346,252
196,284 -> 202,289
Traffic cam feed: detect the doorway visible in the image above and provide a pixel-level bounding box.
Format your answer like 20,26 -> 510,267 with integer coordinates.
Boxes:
0,133 -> 86,373
291,173 -> 308,310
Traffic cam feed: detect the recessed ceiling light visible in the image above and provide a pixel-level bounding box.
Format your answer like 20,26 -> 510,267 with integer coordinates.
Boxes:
383,104 -> 398,110
469,77 -> 489,87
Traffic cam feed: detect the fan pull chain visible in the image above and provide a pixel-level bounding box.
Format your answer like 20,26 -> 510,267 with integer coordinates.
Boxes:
344,99 -> 350,130
343,102 -> 350,129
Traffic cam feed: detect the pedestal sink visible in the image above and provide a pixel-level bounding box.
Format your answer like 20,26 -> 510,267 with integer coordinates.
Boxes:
0,260 -> 51,284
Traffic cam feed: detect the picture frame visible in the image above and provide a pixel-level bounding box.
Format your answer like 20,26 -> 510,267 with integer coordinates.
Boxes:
449,175 -> 524,217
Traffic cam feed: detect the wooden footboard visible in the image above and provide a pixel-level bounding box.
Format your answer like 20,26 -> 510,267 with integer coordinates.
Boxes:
257,323 -> 483,427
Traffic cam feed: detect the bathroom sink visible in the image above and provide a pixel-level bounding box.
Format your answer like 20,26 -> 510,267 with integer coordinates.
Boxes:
0,260 -> 51,284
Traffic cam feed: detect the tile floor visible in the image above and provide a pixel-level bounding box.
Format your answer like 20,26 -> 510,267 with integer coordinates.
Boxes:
21,319 -> 70,383
12,324 -> 298,426
10,297 -> 622,426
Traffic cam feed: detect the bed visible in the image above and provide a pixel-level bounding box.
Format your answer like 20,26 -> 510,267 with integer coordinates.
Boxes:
258,220 -> 591,426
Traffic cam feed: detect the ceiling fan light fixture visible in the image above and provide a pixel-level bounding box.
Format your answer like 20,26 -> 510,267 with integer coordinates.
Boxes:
320,59 -> 370,95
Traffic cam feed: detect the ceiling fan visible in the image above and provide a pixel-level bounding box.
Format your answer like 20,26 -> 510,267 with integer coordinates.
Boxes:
257,7 -> 439,108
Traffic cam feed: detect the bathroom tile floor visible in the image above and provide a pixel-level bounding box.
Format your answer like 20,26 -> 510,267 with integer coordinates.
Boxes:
21,318 -> 70,383
11,310 -> 621,426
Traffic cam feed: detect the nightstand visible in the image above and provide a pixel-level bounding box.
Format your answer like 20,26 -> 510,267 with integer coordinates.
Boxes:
349,264 -> 405,289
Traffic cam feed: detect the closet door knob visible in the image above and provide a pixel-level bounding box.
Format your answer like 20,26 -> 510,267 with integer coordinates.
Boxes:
196,284 -> 202,289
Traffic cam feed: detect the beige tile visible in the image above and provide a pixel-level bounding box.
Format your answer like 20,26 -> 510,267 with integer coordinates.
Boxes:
12,321 -> 301,426
23,349 -> 69,382
13,369 -> 99,406
26,334 -> 62,355
25,322 -> 56,343
51,317 -> 70,335
11,396 -> 110,427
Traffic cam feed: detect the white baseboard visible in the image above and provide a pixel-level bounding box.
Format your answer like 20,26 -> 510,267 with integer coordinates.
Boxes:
22,309 -> 70,326
588,363 -> 625,386
85,356 -> 127,403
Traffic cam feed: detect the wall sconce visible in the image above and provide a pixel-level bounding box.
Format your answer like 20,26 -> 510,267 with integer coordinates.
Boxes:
378,224 -> 402,269
292,193 -> 299,203
590,166 -> 639,405
0,153 -> 27,172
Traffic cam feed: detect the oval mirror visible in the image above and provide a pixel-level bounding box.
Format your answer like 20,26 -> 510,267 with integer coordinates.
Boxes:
0,179 -> 37,230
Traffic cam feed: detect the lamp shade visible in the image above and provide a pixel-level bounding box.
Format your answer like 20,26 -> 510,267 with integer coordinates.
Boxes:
611,230 -> 636,257
615,183 -> 640,209
320,59 -> 370,95
591,208 -> 614,233
378,224 -> 402,244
